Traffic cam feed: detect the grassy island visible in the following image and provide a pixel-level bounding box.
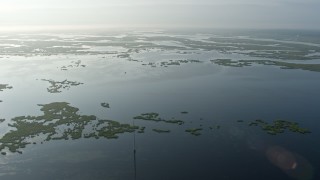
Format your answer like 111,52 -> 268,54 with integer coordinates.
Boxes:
152,129 -> 170,133
0,101 -> 312,155
249,119 -> 311,135
211,59 -> 320,73
134,112 -> 184,125
0,84 -> 13,91
137,126 -> 145,133
59,60 -> 86,71
0,102 -> 140,154
185,128 -> 203,136
101,102 -> 110,108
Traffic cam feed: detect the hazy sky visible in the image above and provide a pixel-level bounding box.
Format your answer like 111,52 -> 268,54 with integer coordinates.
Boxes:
1,0 -> 320,30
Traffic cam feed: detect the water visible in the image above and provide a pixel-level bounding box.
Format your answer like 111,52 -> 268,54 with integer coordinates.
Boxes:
0,29 -> 319,180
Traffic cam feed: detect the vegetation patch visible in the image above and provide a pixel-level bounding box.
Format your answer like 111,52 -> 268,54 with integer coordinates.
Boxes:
211,59 -> 320,73
0,102 -> 139,154
160,59 -> 202,67
152,129 -> 170,133
60,60 -> 86,70
185,128 -> 203,136
97,121 -> 137,139
249,119 -> 311,135
211,59 -> 251,67
41,79 -> 83,93
0,84 -> 13,102
133,112 -> 184,125
0,84 -> 13,91
137,126 -> 145,133
101,102 -> 110,108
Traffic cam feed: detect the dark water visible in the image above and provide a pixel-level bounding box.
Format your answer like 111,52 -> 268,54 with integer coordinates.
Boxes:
0,29 -> 319,180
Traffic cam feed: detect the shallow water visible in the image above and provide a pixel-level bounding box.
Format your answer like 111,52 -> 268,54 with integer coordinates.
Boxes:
0,30 -> 320,180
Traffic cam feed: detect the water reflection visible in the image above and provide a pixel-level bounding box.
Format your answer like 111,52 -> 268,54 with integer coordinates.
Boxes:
267,146 -> 298,170
247,135 -> 314,180
266,146 -> 314,180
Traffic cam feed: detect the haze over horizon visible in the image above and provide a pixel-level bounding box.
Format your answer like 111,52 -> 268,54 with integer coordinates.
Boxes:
1,0 -> 320,31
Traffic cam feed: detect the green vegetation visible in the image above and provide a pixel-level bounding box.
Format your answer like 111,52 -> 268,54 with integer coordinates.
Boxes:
270,61 -> 320,72
41,79 -> 83,93
165,119 -> 184,125
185,128 -> 203,136
133,112 -> 184,125
101,102 -> 110,108
206,37 -> 320,60
140,59 -> 202,68
95,120 -> 139,139
159,59 -> 202,67
0,84 -> 13,91
137,126 -> 145,133
134,112 -> 160,121
1,33 -> 319,62
211,59 -> 320,73
0,102 -> 139,154
0,102 -> 312,155
1,33 -> 317,156
152,129 -> 171,133
249,119 -> 311,135
211,59 -> 251,67
0,84 -> 13,103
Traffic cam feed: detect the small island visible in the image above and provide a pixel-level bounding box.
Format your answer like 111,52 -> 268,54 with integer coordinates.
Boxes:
101,102 -> 110,108
152,129 -> 171,133
41,79 -> 83,93
134,112 -> 184,125
185,128 -> 203,136
0,102 -> 140,154
0,84 -> 13,91
248,119 -> 311,135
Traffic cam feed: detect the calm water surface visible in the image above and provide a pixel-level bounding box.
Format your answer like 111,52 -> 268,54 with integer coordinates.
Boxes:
0,30 -> 319,180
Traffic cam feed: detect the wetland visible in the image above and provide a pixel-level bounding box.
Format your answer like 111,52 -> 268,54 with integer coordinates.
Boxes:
0,29 -> 319,180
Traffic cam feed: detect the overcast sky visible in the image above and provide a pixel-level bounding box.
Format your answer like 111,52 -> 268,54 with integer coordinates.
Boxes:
1,0 -> 320,31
